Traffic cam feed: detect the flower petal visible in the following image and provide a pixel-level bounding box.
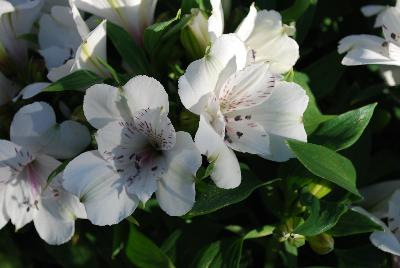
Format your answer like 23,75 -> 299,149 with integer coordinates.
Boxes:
208,0 -> 224,41
338,35 -> 400,66
123,75 -> 169,114
370,231 -> 400,256
249,81 -> 308,142
10,102 -> 56,153
63,151 -> 139,226
156,131 -> 201,216
34,173 -> 85,245
235,3 -> 257,41
134,108 -> 176,151
15,82 -> 50,100
0,185 -> 9,229
238,10 -> 299,74
0,140 -> 32,182
388,190 -> 400,237
83,83 -> 127,129
71,20 -> 109,77
195,115 -> 241,188
178,34 -> 247,113
43,120 -> 91,159
219,63 -> 275,113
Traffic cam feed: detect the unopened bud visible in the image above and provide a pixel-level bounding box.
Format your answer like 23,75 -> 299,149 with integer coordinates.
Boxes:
307,233 -> 334,255
181,9 -> 210,59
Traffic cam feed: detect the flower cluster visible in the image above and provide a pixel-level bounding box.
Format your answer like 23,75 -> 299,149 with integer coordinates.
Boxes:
0,0 -> 309,246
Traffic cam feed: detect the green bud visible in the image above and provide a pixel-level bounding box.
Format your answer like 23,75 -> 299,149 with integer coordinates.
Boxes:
307,233 -> 334,255
180,9 -> 210,59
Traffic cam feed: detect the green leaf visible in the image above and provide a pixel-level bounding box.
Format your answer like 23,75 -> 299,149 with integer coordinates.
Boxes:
281,0 -> 316,23
96,57 -> 122,85
107,22 -> 149,75
194,226 -> 274,268
125,225 -> 175,268
42,70 -> 103,92
144,10 -> 181,56
243,225 -> 275,240
294,194 -> 347,236
304,51 -> 345,98
328,209 -> 383,237
293,72 -> 331,134
187,170 -> 279,217
287,140 -> 360,196
310,103 -> 377,151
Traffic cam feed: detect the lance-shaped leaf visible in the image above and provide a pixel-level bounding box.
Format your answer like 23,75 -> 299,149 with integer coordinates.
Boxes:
43,70 -> 103,92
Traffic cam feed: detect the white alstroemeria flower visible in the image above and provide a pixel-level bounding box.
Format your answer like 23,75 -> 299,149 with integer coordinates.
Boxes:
207,1 -> 299,74
354,182 -> 400,256
38,5 -> 89,70
178,34 -> 308,189
0,0 -> 43,66
47,19 -> 108,82
0,72 -> 18,105
63,76 -> 202,226
72,0 -> 157,43
339,6 -> 400,67
361,0 -> 400,28
0,102 -> 90,245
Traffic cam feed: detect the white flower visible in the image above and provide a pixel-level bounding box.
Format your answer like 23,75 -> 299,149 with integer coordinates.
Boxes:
361,1 -> 400,28
0,102 -> 90,245
178,34 -> 308,189
72,0 -> 157,43
47,19 -> 108,82
338,6 -> 400,67
63,76 -> 202,226
354,181 -> 400,256
0,0 -> 43,66
38,5 -> 89,70
208,1 -> 299,74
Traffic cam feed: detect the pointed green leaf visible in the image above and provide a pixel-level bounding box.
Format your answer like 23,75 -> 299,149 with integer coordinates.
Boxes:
287,140 -> 360,196
42,70 -> 103,92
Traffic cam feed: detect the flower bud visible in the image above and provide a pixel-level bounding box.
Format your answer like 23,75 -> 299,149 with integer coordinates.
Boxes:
181,9 -> 210,59
307,233 -> 334,255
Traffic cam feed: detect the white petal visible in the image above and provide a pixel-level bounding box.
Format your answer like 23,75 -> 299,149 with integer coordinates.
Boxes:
71,20 -> 109,77
238,10 -> 299,74
0,0 -> 43,65
156,132 -> 201,216
382,7 -> 400,46
43,120 -> 91,159
16,82 -> 50,100
34,173 -> 85,245
388,190 -> 400,238
134,108 -> 176,150
338,35 -> 400,66
38,6 -> 82,68
235,3 -> 257,41
10,102 -> 56,153
96,119 -> 147,165
69,0 -> 90,39
250,81 -> 308,142
0,140 -> 32,182
361,180 -> 400,218
6,154 -> 61,230
83,83 -> 127,129
208,0 -> 224,41
63,151 -> 139,226
380,66 -> 400,86
370,231 -> 400,256
47,59 -> 75,82
195,115 -> 241,188
219,63 -> 275,113
361,5 -> 386,17
0,185 -> 9,229
73,0 -> 157,42
123,75 -> 169,114
224,119 -> 270,156
178,34 -> 247,113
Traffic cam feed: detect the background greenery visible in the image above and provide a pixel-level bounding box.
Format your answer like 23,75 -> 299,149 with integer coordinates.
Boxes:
1,0 -> 399,267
